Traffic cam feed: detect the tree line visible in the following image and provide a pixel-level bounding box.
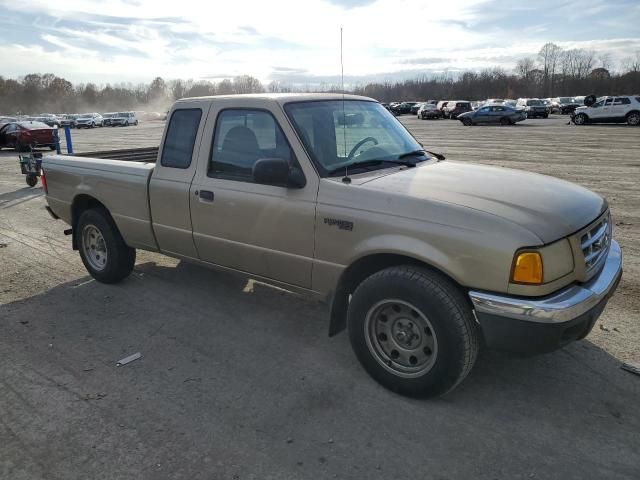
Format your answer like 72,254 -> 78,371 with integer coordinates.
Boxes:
355,44 -> 640,102
1,43 -> 638,114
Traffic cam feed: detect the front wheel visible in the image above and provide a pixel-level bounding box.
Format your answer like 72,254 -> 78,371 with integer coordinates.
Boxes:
462,117 -> 472,126
574,113 -> 587,125
76,207 -> 136,283
626,112 -> 640,126
348,266 -> 479,398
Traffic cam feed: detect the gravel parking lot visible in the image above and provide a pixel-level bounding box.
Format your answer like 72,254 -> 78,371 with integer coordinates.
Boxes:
1,116 -> 638,479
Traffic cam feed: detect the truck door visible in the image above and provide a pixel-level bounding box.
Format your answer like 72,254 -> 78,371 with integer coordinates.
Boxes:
148,102 -> 210,259
189,105 -> 318,289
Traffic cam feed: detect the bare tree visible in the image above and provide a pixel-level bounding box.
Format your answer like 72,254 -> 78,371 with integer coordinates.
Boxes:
538,42 -> 562,96
621,51 -> 640,73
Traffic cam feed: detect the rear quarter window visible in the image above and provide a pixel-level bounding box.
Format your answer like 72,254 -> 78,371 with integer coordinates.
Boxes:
160,109 -> 202,169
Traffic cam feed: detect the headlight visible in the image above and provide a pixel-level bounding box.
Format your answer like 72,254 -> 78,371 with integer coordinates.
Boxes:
511,251 -> 543,284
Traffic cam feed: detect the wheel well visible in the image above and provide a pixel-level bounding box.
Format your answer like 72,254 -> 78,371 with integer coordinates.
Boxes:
328,253 -> 462,336
71,194 -> 107,249
626,110 -> 640,117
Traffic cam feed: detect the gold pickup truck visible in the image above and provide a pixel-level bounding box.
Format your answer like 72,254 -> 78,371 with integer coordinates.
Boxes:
42,93 -> 622,397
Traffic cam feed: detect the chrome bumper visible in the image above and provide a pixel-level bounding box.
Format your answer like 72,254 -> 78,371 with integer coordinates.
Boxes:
469,240 -> 622,324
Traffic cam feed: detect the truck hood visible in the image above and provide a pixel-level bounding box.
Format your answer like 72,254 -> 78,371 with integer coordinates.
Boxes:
361,161 -> 606,243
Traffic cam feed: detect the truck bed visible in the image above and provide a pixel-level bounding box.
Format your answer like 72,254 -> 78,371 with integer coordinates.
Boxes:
73,146 -> 158,163
42,151 -> 158,252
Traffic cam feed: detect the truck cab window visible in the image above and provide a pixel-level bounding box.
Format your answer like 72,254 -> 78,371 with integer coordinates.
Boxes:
209,109 -> 296,183
160,109 -> 202,169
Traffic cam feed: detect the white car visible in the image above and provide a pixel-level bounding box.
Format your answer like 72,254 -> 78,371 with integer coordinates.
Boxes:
75,113 -> 104,128
573,96 -> 640,126
110,112 -> 138,127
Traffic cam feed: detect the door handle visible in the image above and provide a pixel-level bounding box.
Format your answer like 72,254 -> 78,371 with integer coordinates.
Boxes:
198,190 -> 214,202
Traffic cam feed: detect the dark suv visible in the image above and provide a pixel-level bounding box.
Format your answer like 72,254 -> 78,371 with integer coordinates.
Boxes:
516,98 -> 549,118
443,101 -> 472,119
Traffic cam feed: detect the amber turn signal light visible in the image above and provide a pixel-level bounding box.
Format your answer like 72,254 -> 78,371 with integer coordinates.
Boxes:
511,251 -> 543,284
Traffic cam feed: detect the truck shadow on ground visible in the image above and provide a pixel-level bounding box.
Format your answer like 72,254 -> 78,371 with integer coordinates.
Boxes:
1,259 -> 639,478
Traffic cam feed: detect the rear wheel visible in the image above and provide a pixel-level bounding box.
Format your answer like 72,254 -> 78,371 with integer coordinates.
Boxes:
626,112 -> 640,126
574,113 -> 587,125
348,266 -> 479,397
76,207 -> 136,283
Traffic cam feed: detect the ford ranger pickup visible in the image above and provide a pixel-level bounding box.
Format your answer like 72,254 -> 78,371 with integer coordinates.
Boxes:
42,93 -> 622,397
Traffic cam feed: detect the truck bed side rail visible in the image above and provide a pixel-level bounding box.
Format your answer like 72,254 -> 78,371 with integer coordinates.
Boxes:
72,147 -> 159,163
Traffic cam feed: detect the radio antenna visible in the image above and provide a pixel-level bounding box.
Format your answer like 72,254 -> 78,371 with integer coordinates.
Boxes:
340,27 -> 351,184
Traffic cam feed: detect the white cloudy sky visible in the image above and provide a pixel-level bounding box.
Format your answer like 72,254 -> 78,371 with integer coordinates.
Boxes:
1,0 -> 639,85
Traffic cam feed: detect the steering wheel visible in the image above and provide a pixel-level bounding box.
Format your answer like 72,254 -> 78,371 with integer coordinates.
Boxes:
347,137 -> 378,160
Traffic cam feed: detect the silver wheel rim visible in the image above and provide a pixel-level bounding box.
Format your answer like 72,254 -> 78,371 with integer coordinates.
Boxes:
82,224 -> 107,271
364,299 -> 438,378
575,115 -> 585,125
629,113 -> 640,125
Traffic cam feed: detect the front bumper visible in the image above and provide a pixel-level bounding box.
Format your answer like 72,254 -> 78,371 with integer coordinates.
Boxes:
469,240 -> 622,354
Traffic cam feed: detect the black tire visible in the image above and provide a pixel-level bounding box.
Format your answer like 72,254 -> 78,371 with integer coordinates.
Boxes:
626,111 -> 640,126
543,113 -> 549,119
25,174 -> 38,187
347,266 -> 479,398
49,145 -> 56,150
462,117 -> 472,126
574,113 -> 587,125
76,207 -> 136,284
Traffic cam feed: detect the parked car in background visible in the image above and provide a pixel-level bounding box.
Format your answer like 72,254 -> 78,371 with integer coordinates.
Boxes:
435,100 -> 450,118
39,114 -> 61,127
110,111 -> 138,126
0,116 -> 18,125
410,103 -> 424,114
0,121 -> 57,151
443,101 -> 472,119
102,113 -> 117,126
485,99 -> 505,105
504,100 -> 517,108
572,96 -> 640,126
60,114 -> 79,128
471,101 -> 483,110
551,97 -> 580,114
516,98 -> 549,118
573,96 -> 585,105
418,103 -> 441,119
76,113 -> 104,128
25,116 -> 60,127
458,104 -> 527,125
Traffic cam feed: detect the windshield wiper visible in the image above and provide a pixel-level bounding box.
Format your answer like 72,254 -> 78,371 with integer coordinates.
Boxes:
327,159 -> 417,175
399,149 -> 446,161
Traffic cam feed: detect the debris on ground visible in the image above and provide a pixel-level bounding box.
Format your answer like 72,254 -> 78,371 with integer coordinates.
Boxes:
599,324 -> 610,332
116,352 -> 142,367
621,362 -> 640,377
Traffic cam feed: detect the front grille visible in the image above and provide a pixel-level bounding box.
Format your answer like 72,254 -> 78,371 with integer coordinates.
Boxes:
580,214 -> 611,271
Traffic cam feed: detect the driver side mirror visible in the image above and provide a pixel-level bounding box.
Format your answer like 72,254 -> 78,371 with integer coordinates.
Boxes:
252,158 -> 306,188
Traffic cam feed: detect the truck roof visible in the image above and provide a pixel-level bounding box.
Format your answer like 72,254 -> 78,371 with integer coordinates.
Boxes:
174,92 -> 376,106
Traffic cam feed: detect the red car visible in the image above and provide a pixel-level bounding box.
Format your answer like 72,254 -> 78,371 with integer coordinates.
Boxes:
0,121 -> 57,152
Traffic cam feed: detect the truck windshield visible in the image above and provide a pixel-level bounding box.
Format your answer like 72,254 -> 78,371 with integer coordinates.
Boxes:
285,100 -> 423,176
